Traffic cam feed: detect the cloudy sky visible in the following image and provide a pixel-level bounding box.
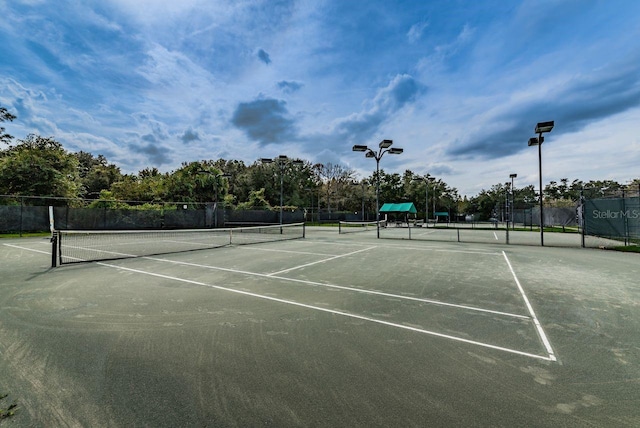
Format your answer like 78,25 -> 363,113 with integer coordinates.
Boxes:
1,0 -> 639,196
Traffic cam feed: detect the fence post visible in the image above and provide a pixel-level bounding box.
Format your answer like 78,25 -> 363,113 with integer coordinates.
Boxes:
20,196 -> 24,237
580,189 -> 585,248
622,189 -> 628,246
51,232 -> 57,268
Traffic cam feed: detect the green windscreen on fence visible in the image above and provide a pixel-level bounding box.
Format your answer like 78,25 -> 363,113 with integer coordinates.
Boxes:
584,198 -> 640,240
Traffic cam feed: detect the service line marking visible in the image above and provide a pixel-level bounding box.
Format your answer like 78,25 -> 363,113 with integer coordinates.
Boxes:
266,246 -> 377,276
9,242 -> 548,359
144,255 -> 530,319
240,246 -> 336,257
95,261 -> 554,361
502,251 -> 557,362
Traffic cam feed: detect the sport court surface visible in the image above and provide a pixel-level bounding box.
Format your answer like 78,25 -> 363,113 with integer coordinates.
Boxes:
1,227 -> 638,426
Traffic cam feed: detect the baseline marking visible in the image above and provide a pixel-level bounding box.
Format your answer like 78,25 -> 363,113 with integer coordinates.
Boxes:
96,261 -> 554,361
502,251 -> 557,362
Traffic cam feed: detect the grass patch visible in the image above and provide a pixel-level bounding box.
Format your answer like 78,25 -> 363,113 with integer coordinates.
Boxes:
607,245 -> 640,253
0,393 -> 18,421
0,231 -> 51,239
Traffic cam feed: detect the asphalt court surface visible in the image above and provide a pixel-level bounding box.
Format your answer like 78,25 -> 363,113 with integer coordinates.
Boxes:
1,227 -> 639,426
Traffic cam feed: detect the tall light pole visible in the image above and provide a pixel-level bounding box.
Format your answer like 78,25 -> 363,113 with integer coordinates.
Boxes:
413,174 -> 435,227
198,170 -> 231,228
352,180 -> 367,221
352,139 -> 403,238
509,173 -> 517,229
528,120 -> 554,246
261,155 -> 304,226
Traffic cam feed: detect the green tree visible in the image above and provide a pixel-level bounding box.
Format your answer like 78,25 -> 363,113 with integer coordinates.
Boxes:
75,151 -> 122,198
236,188 -> 271,210
163,161 -> 228,203
110,169 -> 166,202
0,106 -> 16,144
0,134 -> 81,198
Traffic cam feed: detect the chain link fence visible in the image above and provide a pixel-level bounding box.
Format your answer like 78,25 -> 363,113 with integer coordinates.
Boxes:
1,195 -> 303,233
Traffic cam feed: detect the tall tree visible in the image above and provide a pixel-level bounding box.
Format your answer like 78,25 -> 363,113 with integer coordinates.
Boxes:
0,134 -> 81,198
74,151 -> 122,198
0,106 -> 16,144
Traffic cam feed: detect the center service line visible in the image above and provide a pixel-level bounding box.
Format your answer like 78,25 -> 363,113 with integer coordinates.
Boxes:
502,251 -> 557,362
96,261 -> 554,361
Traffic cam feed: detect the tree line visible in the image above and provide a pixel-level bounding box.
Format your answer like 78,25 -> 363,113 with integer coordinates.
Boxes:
1,106 -> 638,221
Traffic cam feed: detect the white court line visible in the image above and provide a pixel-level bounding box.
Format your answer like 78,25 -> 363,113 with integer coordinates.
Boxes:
3,243 -> 51,255
266,246 -> 377,276
95,261 -> 555,361
240,246 -> 335,257
143,256 -> 530,319
493,231 -> 499,240
9,242 -> 547,359
296,239 -> 500,256
502,251 -> 557,362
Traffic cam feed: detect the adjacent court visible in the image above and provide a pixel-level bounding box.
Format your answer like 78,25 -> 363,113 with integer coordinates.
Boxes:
1,226 -> 638,426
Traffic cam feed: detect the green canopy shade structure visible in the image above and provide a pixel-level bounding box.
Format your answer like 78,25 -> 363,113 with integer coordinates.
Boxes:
379,203 -> 418,214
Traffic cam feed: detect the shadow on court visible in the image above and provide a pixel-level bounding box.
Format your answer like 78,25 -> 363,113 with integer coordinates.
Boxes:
1,229 -> 638,426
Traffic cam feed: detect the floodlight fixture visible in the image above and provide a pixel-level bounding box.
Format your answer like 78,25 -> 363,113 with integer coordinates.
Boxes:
260,154 -> 305,225
535,121 -> 554,134
412,173 -> 435,225
350,138 -> 403,238
197,170 -> 232,227
529,119 -> 555,246
509,173 -> 517,230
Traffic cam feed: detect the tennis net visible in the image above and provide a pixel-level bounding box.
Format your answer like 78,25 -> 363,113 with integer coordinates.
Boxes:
338,220 -> 386,234
51,222 -> 305,266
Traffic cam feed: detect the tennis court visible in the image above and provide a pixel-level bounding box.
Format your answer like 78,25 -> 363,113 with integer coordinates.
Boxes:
1,226 -> 638,426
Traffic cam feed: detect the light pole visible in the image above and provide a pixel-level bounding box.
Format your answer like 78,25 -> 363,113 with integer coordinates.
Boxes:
351,180 -> 367,221
412,174 -> 435,227
197,170 -> 231,228
528,120 -> 554,246
304,187 -> 316,223
261,155 -> 304,226
352,139 -> 403,238
509,173 -> 517,229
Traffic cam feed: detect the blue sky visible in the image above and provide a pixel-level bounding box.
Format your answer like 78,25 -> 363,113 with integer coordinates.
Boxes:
1,0 -> 639,196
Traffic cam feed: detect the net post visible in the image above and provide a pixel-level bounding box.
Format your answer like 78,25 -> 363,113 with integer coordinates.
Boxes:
506,224 -> 510,244
51,231 -> 58,268
303,222 -> 306,238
